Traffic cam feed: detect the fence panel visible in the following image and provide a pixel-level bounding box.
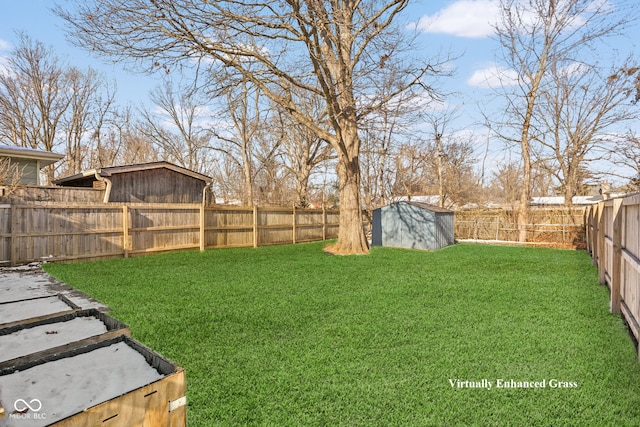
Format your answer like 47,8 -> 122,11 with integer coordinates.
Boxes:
455,207 -> 585,246
4,204 -> 124,265
0,203 -> 341,265
258,208 -> 294,246
325,210 -> 340,239
296,209 -> 326,243
128,205 -> 201,255
586,195 -> 640,361
205,206 -> 254,248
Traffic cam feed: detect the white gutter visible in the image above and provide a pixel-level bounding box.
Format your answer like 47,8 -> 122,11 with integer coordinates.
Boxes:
202,182 -> 212,205
93,171 -> 112,203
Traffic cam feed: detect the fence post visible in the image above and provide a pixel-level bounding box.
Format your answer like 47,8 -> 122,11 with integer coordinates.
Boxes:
200,205 -> 205,252
122,205 -> 129,258
322,206 -> 327,241
253,206 -> 258,248
292,205 -> 297,244
592,204 -> 599,266
584,207 -> 591,255
10,204 -> 17,267
611,198 -> 623,314
597,202 -> 606,285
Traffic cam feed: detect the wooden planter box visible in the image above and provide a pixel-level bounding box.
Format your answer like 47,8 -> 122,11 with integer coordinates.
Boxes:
0,294 -> 80,329
0,335 -> 186,426
0,309 -> 130,371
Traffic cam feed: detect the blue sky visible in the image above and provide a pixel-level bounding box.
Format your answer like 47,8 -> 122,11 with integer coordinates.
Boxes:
0,0 -> 162,106
0,0 -> 638,184
0,1 -> 504,116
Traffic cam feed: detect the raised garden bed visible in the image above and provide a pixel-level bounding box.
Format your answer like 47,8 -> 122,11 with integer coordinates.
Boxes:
0,335 -> 185,426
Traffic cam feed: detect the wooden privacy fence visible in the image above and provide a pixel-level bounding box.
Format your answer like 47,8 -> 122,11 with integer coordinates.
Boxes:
585,194 -> 640,360
455,207 -> 586,247
0,203 -> 340,266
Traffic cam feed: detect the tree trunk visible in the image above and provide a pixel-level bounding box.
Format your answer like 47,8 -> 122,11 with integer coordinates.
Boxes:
294,164 -> 312,208
564,179 -> 575,208
517,139 -> 531,243
325,155 -> 369,255
241,139 -> 254,207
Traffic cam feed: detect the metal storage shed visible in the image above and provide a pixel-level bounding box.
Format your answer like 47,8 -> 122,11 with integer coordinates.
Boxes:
371,201 -> 454,251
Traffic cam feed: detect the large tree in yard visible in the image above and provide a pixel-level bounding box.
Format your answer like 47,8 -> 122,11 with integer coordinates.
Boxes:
56,0 -> 440,254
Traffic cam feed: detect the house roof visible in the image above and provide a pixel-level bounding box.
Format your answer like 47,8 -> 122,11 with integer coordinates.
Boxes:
396,195 -> 442,205
0,144 -> 64,168
530,196 -> 603,206
53,161 -> 212,185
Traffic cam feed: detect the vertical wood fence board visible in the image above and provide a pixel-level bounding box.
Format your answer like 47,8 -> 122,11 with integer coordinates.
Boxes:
597,202 -> 607,284
611,199 -> 623,313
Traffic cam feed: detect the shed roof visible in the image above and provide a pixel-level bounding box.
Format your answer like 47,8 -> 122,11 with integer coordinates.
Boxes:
402,201 -> 453,214
53,161 -> 212,185
0,145 -> 64,167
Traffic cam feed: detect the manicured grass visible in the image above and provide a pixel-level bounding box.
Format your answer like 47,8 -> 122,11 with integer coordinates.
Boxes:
44,243 -> 640,426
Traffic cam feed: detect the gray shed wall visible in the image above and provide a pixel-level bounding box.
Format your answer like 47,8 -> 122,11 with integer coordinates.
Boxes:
371,202 -> 454,251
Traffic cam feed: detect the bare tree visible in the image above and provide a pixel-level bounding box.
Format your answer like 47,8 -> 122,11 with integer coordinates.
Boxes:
426,106 -> 461,208
88,80 -> 118,168
62,66 -> 105,175
493,0 -> 634,241
613,131 -> 640,190
360,89 -> 429,211
90,106 -> 159,167
0,158 -> 24,196
208,77 -> 280,207
56,0 -> 445,254
488,161 -> 523,208
0,33 -> 71,183
420,135 -> 480,208
209,153 -> 243,205
536,61 -> 639,206
140,80 -> 211,174
389,141 -> 429,201
275,106 -> 333,208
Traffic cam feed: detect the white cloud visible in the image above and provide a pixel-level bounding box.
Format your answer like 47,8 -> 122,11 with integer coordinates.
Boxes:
467,64 -> 519,88
414,0 -> 499,38
0,39 -> 11,52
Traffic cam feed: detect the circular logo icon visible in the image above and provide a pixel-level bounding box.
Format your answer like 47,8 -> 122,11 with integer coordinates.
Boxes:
14,398 -> 42,412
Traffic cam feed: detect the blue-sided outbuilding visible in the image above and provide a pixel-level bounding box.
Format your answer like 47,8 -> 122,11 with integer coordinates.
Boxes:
371,201 -> 454,251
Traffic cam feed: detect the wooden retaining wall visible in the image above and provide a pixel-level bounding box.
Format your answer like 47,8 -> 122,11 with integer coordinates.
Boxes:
0,203 -> 340,266
585,194 -> 640,361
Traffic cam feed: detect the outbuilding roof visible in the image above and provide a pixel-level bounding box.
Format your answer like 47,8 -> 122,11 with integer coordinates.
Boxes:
53,161 -> 212,185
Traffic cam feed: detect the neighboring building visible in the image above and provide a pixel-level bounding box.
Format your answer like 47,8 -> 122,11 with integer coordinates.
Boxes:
54,161 -> 213,204
0,145 -> 64,186
530,196 -> 599,206
395,195 -> 444,206
371,201 -> 454,251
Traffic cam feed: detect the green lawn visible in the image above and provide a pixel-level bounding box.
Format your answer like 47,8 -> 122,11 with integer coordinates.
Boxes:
43,242 -> 640,426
